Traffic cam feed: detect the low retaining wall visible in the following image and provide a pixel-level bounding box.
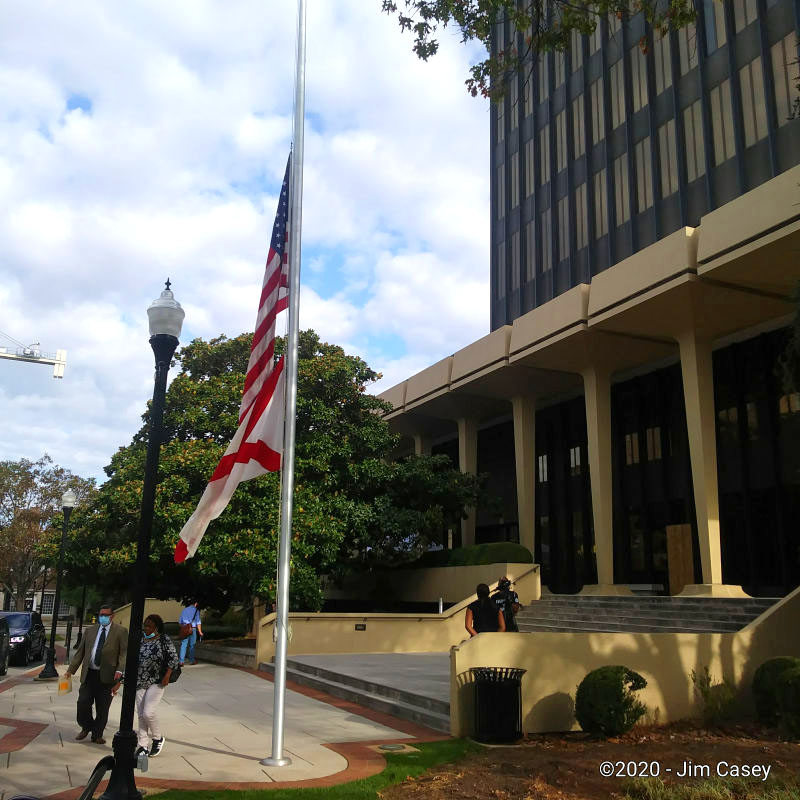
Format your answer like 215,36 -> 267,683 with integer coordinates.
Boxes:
257,567 -> 541,662
113,598 -> 184,631
450,586 -> 800,735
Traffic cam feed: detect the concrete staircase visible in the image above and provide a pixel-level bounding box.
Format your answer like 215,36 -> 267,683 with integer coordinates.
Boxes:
516,595 -> 779,633
259,655 -> 451,733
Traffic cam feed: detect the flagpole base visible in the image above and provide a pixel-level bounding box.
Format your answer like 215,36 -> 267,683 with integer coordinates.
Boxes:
260,756 -> 292,767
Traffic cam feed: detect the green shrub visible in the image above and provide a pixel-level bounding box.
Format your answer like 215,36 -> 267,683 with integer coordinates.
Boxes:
752,656 -> 800,725
575,665 -> 647,737
405,542 -> 533,569
691,666 -> 738,726
776,664 -> 800,739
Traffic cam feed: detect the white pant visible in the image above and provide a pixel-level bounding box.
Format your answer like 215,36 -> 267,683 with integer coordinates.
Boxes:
136,684 -> 165,749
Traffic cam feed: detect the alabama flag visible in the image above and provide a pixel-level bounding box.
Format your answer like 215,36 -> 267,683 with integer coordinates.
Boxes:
174,156 -> 291,563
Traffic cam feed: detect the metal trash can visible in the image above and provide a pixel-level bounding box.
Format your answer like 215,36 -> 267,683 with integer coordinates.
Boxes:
471,666 -> 526,743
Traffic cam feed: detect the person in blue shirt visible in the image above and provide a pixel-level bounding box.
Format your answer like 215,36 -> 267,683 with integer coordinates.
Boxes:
178,601 -> 203,665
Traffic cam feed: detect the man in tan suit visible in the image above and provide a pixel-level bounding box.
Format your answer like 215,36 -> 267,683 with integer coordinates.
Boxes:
65,603 -> 127,744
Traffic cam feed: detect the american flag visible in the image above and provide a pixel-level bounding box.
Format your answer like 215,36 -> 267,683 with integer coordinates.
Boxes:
174,156 -> 291,564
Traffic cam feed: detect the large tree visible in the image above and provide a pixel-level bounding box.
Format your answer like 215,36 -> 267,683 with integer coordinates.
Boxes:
0,455 -> 95,611
383,0 -> 696,99
67,331 -> 487,612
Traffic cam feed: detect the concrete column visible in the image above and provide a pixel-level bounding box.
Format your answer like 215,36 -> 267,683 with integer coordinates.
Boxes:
582,366 -> 630,595
512,395 -> 536,557
677,333 -> 745,596
457,416 -> 478,547
413,433 -> 432,456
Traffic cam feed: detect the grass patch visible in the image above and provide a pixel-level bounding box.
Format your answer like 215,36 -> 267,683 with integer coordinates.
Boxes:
623,775 -> 800,800
155,739 -> 479,800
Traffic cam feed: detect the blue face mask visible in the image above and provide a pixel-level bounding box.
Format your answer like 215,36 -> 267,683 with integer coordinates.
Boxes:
99,615 -> 110,626
144,631 -> 156,639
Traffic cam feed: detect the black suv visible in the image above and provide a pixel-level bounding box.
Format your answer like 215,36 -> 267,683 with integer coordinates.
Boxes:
0,611 -> 46,666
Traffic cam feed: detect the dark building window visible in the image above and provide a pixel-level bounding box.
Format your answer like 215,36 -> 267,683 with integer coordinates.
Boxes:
610,60 -> 626,129
678,23 -> 699,75
573,96 -> 586,158
569,445 -> 582,475
635,137 -> 654,212
571,29 -> 583,72
659,119 -> 679,197
594,168 -> 608,237
539,53 -> 549,101
496,164 -> 506,218
555,50 -> 566,88
704,0 -> 727,53
525,219 -> 536,281
555,110 -> 567,173
614,153 -> 631,224
710,79 -> 736,165
511,231 -> 520,290
653,31 -> 673,95
734,0 -> 758,32
510,79 -> 519,130
683,101 -> 706,182
589,21 -> 602,54
590,78 -> 605,144
645,426 -> 662,461
541,208 -> 553,271
740,56 -> 768,148
497,103 -> 505,143
540,124 -> 551,184
538,454 -> 549,482
510,151 -> 520,209
496,241 -> 506,298
525,138 -> 535,197
625,432 -> 640,465
575,182 -> 589,250
630,44 -> 648,113
558,195 -> 570,261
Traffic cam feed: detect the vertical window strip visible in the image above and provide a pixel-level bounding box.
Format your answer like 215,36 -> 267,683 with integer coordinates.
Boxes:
556,111 -> 567,173
711,79 -> 736,165
524,73 -> 534,116
497,164 -> 506,219
635,137 -> 653,212
678,24 -> 698,75
594,168 -> 608,237
654,33 -> 672,96
630,44 -> 648,113
771,34 -> 798,128
541,208 -> 553,271
525,138 -> 535,197
555,51 -> 566,88
571,29 -> 583,72
497,241 -> 506,298
497,103 -> 505,142
540,124 -> 551,184
683,101 -> 706,182
611,60 -> 626,129
511,231 -> 521,290
573,96 -> 586,158
589,22 -> 602,54
659,119 -> 679,197
539,54 -> 549,101
614,154 -> 630,224
510,151 -> 520,208
733,0 -> 757,32
575,182 -> 588,249
704,0 -> 727,53
525,219 -> 536,281
510,79 -> 519,130
558,195 -> 569,262
591,78 -> 605,144
739,57 -> 767,148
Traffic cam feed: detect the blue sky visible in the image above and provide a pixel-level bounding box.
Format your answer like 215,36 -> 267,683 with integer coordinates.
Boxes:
0,1 -> 490,482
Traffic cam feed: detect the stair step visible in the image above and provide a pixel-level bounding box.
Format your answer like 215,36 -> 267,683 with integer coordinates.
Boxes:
518,612 -> 746,629
517,620 -> 741,634
258,662 -> 451,734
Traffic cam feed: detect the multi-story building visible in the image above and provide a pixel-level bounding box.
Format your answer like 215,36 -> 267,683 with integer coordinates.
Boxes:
379,0 -> 800,598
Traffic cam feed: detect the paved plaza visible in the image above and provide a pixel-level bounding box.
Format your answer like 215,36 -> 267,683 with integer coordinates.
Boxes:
0,658 -> 445,799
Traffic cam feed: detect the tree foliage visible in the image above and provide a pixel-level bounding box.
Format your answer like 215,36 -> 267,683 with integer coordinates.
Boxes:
68,331 -> 487,612
0,455 -> 95,611
382,0 -> 696,99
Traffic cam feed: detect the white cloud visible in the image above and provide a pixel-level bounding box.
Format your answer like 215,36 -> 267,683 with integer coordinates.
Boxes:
0,0 -> 489,482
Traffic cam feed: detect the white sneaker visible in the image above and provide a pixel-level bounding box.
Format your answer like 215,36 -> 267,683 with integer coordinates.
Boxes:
149,737 -> 165,757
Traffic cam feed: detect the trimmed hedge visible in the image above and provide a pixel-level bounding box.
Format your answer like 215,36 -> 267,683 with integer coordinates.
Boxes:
752,656 -> 800,725
575,665 -> 648,737
402,542 -> 533,569
776,665 -> 800,739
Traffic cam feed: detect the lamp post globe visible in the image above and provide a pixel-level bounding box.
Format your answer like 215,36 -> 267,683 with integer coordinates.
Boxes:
100,281 -> 183,800
36,490 -> 78,680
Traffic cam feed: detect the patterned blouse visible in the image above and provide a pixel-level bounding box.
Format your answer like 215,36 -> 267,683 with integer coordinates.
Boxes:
136,634 -> 180,690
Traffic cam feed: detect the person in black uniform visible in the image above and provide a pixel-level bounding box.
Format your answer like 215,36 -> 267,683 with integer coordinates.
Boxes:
492,576 -> 521,632
465,583 -> 506,637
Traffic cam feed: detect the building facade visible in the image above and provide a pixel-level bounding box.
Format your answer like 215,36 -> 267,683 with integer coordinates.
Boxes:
379,0 -> 800,598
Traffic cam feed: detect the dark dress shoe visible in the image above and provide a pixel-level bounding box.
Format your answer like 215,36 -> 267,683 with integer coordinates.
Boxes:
75,730 -> 90,741
91,737 -> 106,744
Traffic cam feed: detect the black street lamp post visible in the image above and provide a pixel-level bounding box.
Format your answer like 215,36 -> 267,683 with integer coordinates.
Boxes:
99,282 -> 184,800
37,489 -> 77,680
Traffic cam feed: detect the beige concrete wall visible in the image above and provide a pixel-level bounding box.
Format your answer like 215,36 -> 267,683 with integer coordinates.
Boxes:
450,586 -> 800,736
113,599 -> 185,631
257,567 -> 541,664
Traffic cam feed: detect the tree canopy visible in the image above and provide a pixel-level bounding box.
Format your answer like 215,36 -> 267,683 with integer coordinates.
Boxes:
382,0 -> 697,99
67,331 -> 487,612
0,455 -> 95,611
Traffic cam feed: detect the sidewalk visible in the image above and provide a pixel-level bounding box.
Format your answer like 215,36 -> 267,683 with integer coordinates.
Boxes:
0,660 -> 448,799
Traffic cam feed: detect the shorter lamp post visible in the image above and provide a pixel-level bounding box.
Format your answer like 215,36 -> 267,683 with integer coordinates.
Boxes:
100,281 -> 184,800
37,489 -> 77,680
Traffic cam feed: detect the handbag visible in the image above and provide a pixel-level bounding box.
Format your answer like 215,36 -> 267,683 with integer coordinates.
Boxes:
159,635 -> 181,684
178,607 -> 198,639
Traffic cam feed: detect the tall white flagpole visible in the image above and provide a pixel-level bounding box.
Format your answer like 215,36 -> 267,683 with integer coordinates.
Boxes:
261,0 -> 306,768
